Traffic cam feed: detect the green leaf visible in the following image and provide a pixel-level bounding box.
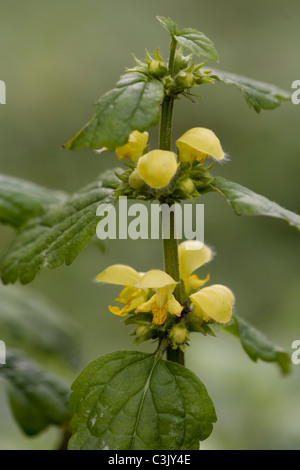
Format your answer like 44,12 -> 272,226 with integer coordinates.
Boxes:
156,16 -> 178,36
69,350 -> 216,450
156,17 -> 218,62
174,29 -> 219,62
0,350 -> 70,435
64,73 -> 164,151
0,171 -> 116,284
0,282 -> 78,365
0,175 -> 67,227
208,68 -> 290,112
186,313 -> 216,336
225,316 -> 291,375
211,177 -> 300,231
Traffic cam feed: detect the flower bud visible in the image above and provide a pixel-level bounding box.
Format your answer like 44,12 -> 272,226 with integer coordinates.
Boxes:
115,130 -> 149,162
136,325 -> 150,338
170,323 -> 189,347
173,50 -> 192,76
149,60 -> 167,78
137,150 -> 179,189
175,71 -> 194,89
162,76 -> 176,94
135,325 -> 155,343
178,178 -> 195,196
176,127 -> 225,164
129,170 -> 145,190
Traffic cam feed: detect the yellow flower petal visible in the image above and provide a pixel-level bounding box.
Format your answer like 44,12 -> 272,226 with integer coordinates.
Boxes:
152,303 -> 169,325
95,264 -> 142,286
137,150 -> 179,189
115,130 -> 149,162
109,293 -> 146,317
156,285 -> 175,307
213,284 -> 235,305
136,292 -> 183,325
190,284 -> 234,324
115,286 -> 146,305
176,127 -> 225,163
135,294 -> 157,313
178,240 -> 213,292
108,305 -> 129,316
115,286 -> 138,304
137,269 -> 177,290
167,294 -> 183,317
136,295 -> 169,325
189,273 -> 210,290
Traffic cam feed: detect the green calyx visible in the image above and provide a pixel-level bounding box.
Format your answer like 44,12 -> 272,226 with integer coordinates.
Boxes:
113,161 -> 213,202
128,44 -> 215,99
169,322 -> 190,350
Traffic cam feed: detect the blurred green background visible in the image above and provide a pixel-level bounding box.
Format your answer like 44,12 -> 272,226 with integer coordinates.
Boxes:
0,0 -> 300,450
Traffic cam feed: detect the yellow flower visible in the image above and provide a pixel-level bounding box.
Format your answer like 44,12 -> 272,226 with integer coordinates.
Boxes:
178,240 -> 234,324
136,150 -> 179,189
135,269 -> 183,325
96,264 -> 142,286
115,130 -> 149,162
95,264 -> 147,316
95,265 -> 183,325
176,127 -> 225,163
178,240 -> 213,293
190,284 -> 234,324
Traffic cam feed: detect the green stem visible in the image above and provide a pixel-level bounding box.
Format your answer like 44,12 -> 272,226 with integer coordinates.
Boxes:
168,37 -> 177,76
166,346 -> 184,365
158,95 -> 174,151
162,210 -> 181,302
158,38 -> 184,366
162,209 -> 184,366
156,336 -> 171,358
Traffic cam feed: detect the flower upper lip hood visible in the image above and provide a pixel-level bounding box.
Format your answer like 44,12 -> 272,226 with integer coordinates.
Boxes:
136,150 -> 179,189
190,284 -> 235,324
94,130 -> 149,162
115,130 -> 149,162
135,269 -> 176,290
178,240 -> 213,293
96,265 -> 176,290
95,264 -> 142,286
176,127 -> 225,163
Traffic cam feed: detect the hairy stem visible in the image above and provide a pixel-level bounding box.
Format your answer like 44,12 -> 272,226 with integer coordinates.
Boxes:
158,43 -> 184,365
168,37 -> 177,76
159,95 -> 174,151
162,210 -> 181,302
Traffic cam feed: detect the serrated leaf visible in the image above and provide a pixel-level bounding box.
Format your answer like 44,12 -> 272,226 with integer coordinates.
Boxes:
0,171 -> 116,284
64,73 -> 164,151
0,350 -> 70,435
0,175 -> 67,227
224,316 -> 291,375
97,167 -> 124,187
0,283 -> 78,365
174,28 -> 219,62
156,16 -> 178,36
208,68 -> 290,112
211,177 -> 300,231
69,350 -> 216,450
